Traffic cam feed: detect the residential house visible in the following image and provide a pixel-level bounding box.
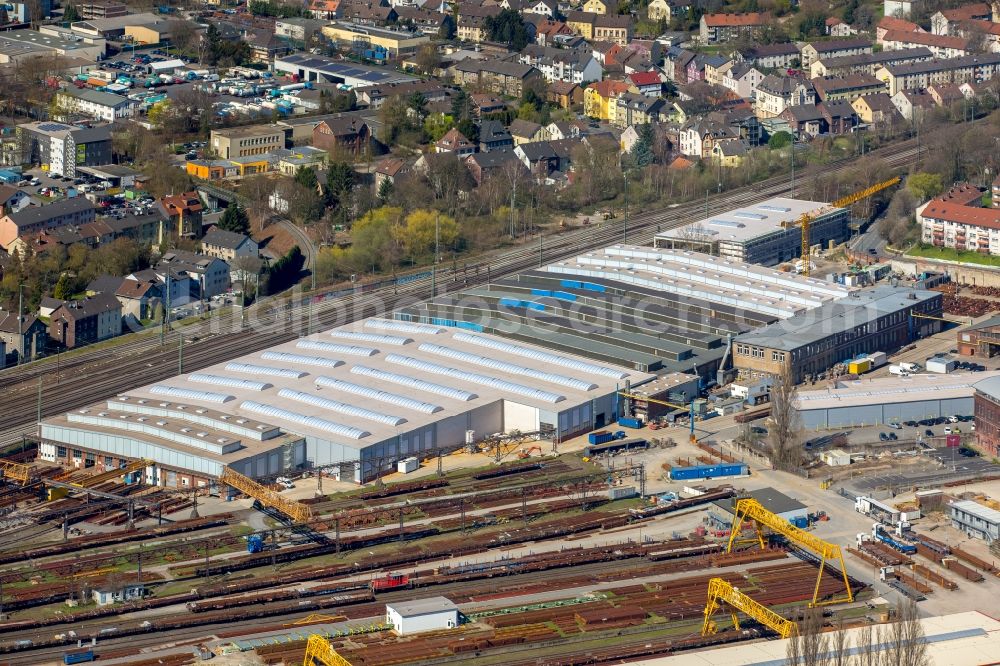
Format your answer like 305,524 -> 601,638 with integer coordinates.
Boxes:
373,156 -> 416,193
158,251 -> 231,301
544,121 -> 580,140
463,151 -> 525,186
201,228 -> 259,262
825,17 -> 856,37
583,0 -> 609,13
514,141 -> 559,178
993,173 -> 1000,208
435,127 -> 477,155
54,88 -> 137,122
881,29 -> 971,58
628,71 -> 663,96
478,120 -> 514,152
704,58 -> 735,86
891,88 -> 936,120
340,4 -> 398,25
308,0 -> 341,19
647,0 -> 689,23
852,92 -> 905,128
736,42 -> 799,70
273,146 -> 328,177
712,138 -> 749,166
547,81 -> 583,108
884,0 -> 913,18
931,3 -> 992,35
593,15 -> 632,46
928,81 -> 966,106
663,46 -> 696,83
39,297 -> 65,319
524,0 -> 556,16
311,116 -> 372,157
957,20 -> 1000,52
531,17 -> 574,46
115,279 -> 161,324
565,10 -> 598,39
678,117 -> 741,157
876,53 -> 1000,95
799,38 -> 873,68
619,125 -> 641,153
275,17 -> 327,43
0,197 -> 97,252
781,104 -> 827,138
0,185 -> 31,214
509,119 -> 545,145
583,79 -> 630,120
810,47 -> 933,78
821,99 -> 858,133
519,45 -> 603,84
754,75 -> 816,118
919,197 -> 1000,252
592,40 -> 623,67
722,62 -> 765,99
812,73 -> 886,102
457,6 -> 499,42
49,293 -> 122,349
0,312 -> 45,363
876,15 -> 925,42
613,93 -> 666,128
160,192 -> 204,240
394,6 -> 447,32
699,13 -> 767,44
452,60 -> 543,97
471,94 -> 507,117
245,29 -> 292,64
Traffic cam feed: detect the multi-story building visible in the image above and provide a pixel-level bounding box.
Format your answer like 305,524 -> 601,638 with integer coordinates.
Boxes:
54,88 -> 138,122
919,198 -> 1000,254
158,251 -> 231,301
699,12 -> 767,44
736,43 -> 799,69
811,73 -> 886,102
593,14 -> 632,46
993,174 -> 1000,208
210,125 -> 287,159
49,293 -> 123,349
754,75 -> 816,118
161,192 -> 204,240
518,45 -> 603,84
200,228 -> 259,262
16,122 -> 112,177
78,0 -> 126,18
949,499 -> 1000,544
613,92 -> 666,128
311,116 -> 371,157
274,17 -> 327,43
0,313 -> 45,364
880,29 -> 970,59
931,3 -> 992,35
452,60 -> 543,97
584,79 -> 630,120
876,53 -> 1000,95
810,47 -> 933,78
0,197 -> 96,252
799,38 -> 872,68
678,118 -> 740,158
722,63 -> 765,99
565,10 -> 597,39
322,22 -> 429,57
732,285 -> 942,382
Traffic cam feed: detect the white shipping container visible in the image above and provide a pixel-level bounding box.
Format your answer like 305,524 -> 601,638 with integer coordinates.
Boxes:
867,351 -> 888,368
397,457 -> 419,474
608,486 -> 637,500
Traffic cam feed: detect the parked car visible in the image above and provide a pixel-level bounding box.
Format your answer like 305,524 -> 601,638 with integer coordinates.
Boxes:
879,432 -> 889,441
925,429 -> 934,437
887,422 -> 901,429
888,432 -> 897,440
904,421 -> 918,427
944,426 -> 953,435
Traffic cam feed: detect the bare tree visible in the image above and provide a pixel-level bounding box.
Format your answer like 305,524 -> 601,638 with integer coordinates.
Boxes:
787,608 -> 829,666
168,20 -> 197,58
769,363 -> 802,470
829,617 -> 851,666
856,623 -> 879,666
884,600 -> 929,666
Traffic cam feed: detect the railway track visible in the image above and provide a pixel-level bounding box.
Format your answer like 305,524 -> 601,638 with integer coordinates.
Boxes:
0,142 -> 921,447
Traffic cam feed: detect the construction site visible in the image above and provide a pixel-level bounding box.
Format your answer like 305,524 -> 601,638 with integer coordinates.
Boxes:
3,184 -> 1000,665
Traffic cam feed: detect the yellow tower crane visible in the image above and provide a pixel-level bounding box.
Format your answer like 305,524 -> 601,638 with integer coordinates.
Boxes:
726,498 -> 853,607
795,176 -> 902,277
701,577 -> 798,639
303,635 -> 352,666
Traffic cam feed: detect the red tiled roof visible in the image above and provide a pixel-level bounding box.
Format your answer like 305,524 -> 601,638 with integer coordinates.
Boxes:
922,199 -> 1000,230
629,71 -> 661,86
940,2 -> 991,21
702,12 -> 767,27
826,16 -> 844,26
878,16 -> 922,32
881,29 -> 969,49
587,79 -> 630,97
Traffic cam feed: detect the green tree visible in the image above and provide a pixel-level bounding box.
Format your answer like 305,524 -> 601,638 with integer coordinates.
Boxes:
326,162 -> 355,214
439,14 -> 456,39
218,201 -> 250,235
908,172 -> 944,201
377,177 -> 393,205
423,112 -> 455,142
147,100 -> 172,128
768,131 -> 793,149
483,9 -> 531,50
294,166 -> 318,190
401,210 -> 458,259
63,4 -> 80,21
53,273 -> 72,300
407,92 -> 428,118
631,123 -> 655,167
451,89 -> 473,121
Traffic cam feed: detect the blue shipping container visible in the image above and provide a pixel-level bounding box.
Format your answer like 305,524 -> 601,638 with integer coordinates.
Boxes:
588,431 -> 614,445
64,651 -> 95,664
668,463 -> 749,481
618,417 -> 643,429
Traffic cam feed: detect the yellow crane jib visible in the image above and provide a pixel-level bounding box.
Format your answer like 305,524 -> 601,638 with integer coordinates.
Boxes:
220,466 -> 313,524
303,634 -> 352,666
702,577 -> 797,639
0,460 -> 33,486
795,176 -> 902,277
727,498 -> 853,607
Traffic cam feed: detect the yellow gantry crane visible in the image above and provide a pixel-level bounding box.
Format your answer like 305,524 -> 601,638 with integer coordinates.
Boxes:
727,498 -> 853,607
0,460 -> 34,486
796,176 -> 902,277
72,458 -> 153,488
220,466 -> 314,524
702,577 -> 798,639
303,634 -> 352,666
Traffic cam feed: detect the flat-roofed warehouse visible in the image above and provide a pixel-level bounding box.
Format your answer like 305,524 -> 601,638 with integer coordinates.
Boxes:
733,285 -> 943,383
794,371 -> 1000,430
395,245 -> 852,381
38,319 -> 651,485
653,197 -> 850,266
274,53 -> 417,88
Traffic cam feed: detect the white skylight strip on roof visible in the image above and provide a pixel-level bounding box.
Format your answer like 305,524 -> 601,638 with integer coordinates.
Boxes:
225,362 -> 307,379
417,343 -> 598,391
365,319 -> 444,335
314,376 -> 443,414
385,354 -> 565,403
328,330 -> 411,345
240,401 -> 369,439
350,366 -> 478,402
150,385 -> 234,404
296,339 -> 378,356
451,332 -> 628,379
189,374 -> 272,391
261,351 -> 344,368
277,388 -> 406,426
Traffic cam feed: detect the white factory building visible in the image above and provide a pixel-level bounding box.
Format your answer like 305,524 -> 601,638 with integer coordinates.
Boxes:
794,371 -> 1000,430
653,197 -> 850,266
39,319 -> 652,485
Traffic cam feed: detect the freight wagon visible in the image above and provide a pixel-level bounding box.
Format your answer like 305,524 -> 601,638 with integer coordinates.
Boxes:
583,437 -> 648,458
